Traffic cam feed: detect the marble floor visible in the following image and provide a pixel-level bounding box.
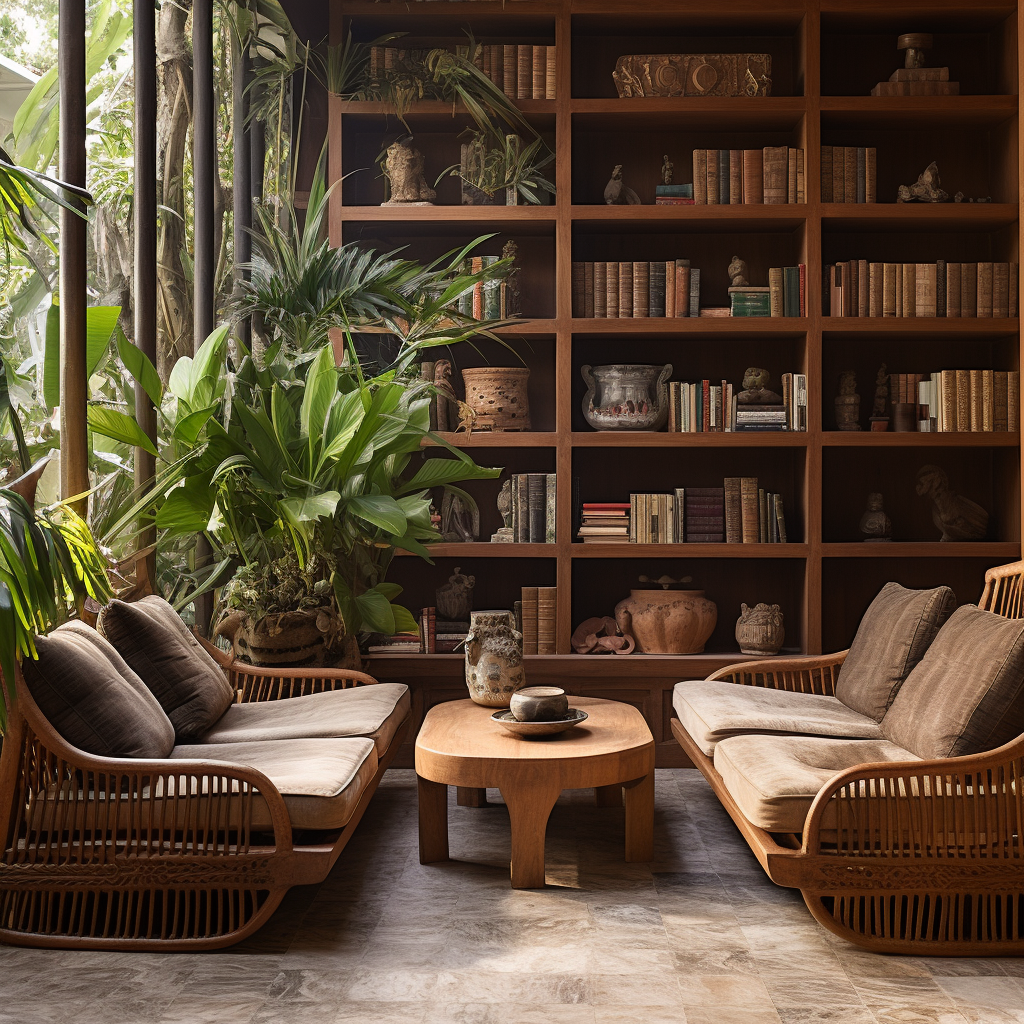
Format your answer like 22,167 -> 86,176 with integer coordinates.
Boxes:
1,769 -> 1022,1024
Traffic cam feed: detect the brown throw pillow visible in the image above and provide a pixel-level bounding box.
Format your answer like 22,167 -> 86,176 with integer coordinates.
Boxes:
882,604 -> 1024,759
22,620 -> 175,758
98,595 -> 235,741
835,582 -> 956,722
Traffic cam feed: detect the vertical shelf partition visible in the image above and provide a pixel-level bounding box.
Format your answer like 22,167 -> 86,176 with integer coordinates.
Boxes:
327,0 -> 1022,767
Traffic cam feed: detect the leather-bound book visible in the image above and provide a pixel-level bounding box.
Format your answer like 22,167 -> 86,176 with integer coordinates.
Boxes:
593,262 -> 607,318
946,263 -> 961,317
521,587 -> 538,654
743,149 -> 763,203
572,262 -> 584,317
536,587 -> 556,655
605,260 -> 619,318
1010,372 -> 1020,432
902,263 -> 916,317
762,146 -> 787,204
865,147 -> 877,202
675,260 -> 691,317
961,263 -> 978,317
982,369 -> 995,431
993,262 -> 1009,317
858,259 -> 870,317
769,267 -> 784,316
915,263 -> 936,317
706,149 -> 719,205
724,478 -> 742,543
503,46 -> 517,98
936,260 -> 946,317
856,148 -> 866,202
583,262 -> 595,318
649,260 -> 666,317
844,147 -> 857,202
693,150 -> 707,204
941,370 -> 957,431
882,263 -> 897,316
787,148 -> 798,203
739,477 -> 759,544
820,146 -> 833,202
545,45 -> 556,99
955,369 -> 971,431
532,44 -> 545,99
969,370 -> 983,431
832,146 -> 845,203
796,148 -> 804,203
618,261 -> 633,318
1010,263 -> 1018,316
665,261 -> 675,317
718,149 -> 730,204
729,150 -> 743,203
995,371 -> 1009,432
977,261 -> 994,317
632,261 -> 649,318
517,44 -> 532,99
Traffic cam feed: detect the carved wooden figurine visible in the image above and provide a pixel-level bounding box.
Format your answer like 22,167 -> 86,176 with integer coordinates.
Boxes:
916,465 -> 989,542
870,363 -> 890,430
835,370 -> 862,430
661,154 -> 674,185
382,139 -> 436,205
490,480 -> 514,543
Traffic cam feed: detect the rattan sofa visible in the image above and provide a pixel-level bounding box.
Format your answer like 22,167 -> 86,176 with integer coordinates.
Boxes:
0,613 -> 409,951
672,560 -> 1024,956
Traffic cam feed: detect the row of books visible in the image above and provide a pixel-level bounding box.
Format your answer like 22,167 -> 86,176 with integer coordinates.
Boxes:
473,43 -> 557,100
366,609 -> 470,655
820,147 -> 878,204
667,374 -> 808,433
691,148 -> 805,205
577,483 -> 789,545
906,370 -> 1020,433
571,260 -> 701,318
519,587 -> 557,654
456,255 -> 517,319
506,473 -> 557,543
824,261 -> 1019,318
729,265 -> 807,317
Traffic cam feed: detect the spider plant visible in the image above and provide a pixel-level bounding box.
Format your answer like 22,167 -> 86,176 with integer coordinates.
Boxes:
437,130 -> 556,205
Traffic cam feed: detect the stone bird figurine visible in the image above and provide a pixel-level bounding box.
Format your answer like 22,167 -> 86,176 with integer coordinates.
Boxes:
604,164 -> 640,205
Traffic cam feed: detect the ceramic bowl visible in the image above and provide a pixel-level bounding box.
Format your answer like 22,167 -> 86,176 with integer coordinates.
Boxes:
510,686 -> 570,722
491,708 -> 589,737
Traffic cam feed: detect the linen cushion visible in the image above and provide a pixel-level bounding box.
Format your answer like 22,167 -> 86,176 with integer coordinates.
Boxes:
98,595 -> 235,741
713,734 -> 920,833
199,683 -> 410,756
834,582 -> 956,722
882,604 -> 1024,759
673,679 -> 882,756
22,620 -> 175,758
171,737 -> 377,830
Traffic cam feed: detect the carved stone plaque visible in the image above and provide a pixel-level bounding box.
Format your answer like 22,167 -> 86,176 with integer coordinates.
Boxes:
612,53 -> 773,98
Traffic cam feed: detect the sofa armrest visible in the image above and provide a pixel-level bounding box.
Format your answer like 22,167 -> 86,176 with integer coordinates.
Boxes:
227,661 -> 383,703
707,651 -> 849,696
801,734 -> 1024,859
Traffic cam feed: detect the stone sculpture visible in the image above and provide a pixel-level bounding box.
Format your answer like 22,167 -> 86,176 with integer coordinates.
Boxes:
916,466 -> 989,542
897,161 -> 949,203
661,154 -> 674,185
604,164 -> 641,205
859,493 -> 893,542
728,256 -> 749,287
736,367 -> 783,405
382,139 -> 435,206
436,566 -> 475,622
491,479 -> 514,543
735,603 -> 784,656
440,489 -> 479,543
835,370 -> 861,430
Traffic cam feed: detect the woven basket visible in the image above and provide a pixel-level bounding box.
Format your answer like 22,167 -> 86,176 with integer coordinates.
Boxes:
214,609 -> 361,670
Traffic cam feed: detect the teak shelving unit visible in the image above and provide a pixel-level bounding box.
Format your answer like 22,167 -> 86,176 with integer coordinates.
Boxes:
320,0 -> 1022,766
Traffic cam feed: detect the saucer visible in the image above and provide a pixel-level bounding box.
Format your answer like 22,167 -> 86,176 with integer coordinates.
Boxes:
490,708 -> 589,737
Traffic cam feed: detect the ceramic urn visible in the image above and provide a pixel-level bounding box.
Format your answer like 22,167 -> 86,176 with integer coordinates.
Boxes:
464,609 -> 526,707
614,588 -> 717,655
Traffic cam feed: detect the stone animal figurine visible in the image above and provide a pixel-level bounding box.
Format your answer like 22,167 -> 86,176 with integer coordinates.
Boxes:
441,490 -> 479,543
860,493 -> 893,541
897,161 -> 949,203
604,165 -> 640,205
916,465 -> 989,542
490,479 -> 514,543
661,154 -> 674,184
382,139 -> 436,205
436,566 -> 475,622
736,367 -> 782,405
728,256 -> 749,287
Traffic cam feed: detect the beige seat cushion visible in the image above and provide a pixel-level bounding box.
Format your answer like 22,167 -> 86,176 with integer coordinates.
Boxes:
199,683 -> 410,757
171,737 -> 377,831
835,582 -> 956,722
713,734 -> 919,833
673,679 -> 883,756
882,604 -> 1024,759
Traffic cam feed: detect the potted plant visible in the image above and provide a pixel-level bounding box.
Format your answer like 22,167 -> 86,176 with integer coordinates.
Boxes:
439,131 -> 556,207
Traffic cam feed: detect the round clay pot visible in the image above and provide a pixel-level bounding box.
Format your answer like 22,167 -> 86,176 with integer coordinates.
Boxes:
461,367 -> 531,431
214,609 -> 361,669
510,686 -> 569,722
614,589 -> 717,655
465,609 -> 526,707
734,603 -> 785,656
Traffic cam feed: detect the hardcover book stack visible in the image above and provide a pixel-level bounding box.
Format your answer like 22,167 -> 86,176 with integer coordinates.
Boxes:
901,370 -> 1020,432
630,492 -> 682,543
824,261 -> 1019,318
367,631 -> 421,654
577,502 -> 630,543
510,473 -> 557,543
820,147 -> 877,203
682,488 -> 724,543
767,265 -> 807,316
520,586 -> 557,654
411,608 -> 471,654
667,373 -> 807,432
571,260 -> 700,317
655,183 -> 693,206
691,147 -> 805,204
724,478 -> 788,544
474,43 -> 557,100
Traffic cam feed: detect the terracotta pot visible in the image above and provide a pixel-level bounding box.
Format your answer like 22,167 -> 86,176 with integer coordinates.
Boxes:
462,367 -> 532,431
214,609 -> 361,670
465,609 -> 526,707
614,589 -> 717,654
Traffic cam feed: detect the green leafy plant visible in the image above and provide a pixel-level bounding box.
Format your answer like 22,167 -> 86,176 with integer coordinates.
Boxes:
437,131 -> 555,205
107,327 -> 501,645
0,457 -> 112,734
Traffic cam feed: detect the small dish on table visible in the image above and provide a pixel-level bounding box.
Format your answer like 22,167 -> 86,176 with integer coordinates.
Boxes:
490,708 -> 589,736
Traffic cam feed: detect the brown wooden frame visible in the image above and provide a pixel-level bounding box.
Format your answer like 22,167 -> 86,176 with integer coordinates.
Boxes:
0,651 -> 409,950
672,560 -> 1024,955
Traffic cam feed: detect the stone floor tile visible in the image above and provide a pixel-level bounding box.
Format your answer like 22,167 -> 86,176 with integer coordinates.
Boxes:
674,974 -> 776,1010
761,973 -> 864,1009
774,1009 -> 877,1024
588,973 -> 683,1007
432,970 -> 591,1005
593,1009 -> 689,1024
934,977 -> 1024,1014
683,1011 -> 784,1024
424,1004 -> 596,1024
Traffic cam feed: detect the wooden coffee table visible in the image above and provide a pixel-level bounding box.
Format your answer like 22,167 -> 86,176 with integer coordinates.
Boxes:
415,696 -> 655,888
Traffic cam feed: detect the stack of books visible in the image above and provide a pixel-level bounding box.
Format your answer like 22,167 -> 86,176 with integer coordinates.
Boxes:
900,370 -> 1019,432
577,502 -> 630,543
473,43 -> 557,100
734,404 -> 787,431
820,146 -> 878,203
367,631 -> 421,654
655,183 -> 693,205
691,147 -> 805,204
729,287 -> 771,317
571,260 -> 700,318
824,261 -> 1019,318
507,473 -> 557,543
768,265 -> 807,317
629,493 -> 681,543
683,488 -> 725,543
667,373 -> 806,433
724,478 -> 787,544
413,608 -> 470,654
520,586 -> 557,654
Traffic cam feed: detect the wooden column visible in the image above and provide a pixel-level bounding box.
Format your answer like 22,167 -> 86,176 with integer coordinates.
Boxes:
232,26 -> 252,350
58,0 -> 88,512
133,0 -> 157,584
192,0 -> 215,631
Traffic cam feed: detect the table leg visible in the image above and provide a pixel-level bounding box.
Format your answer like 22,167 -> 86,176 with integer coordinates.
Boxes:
623,771 -> 655,862
499,780 -> 562,889
595,784 -> 622,808
418,776 -> 449,864
457,787 -> 488,807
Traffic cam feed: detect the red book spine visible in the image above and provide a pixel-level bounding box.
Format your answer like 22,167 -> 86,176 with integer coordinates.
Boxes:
702,380 -> 710,432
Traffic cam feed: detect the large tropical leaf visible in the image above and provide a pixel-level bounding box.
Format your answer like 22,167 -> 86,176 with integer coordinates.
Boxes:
398,455 -> 502,494
42,303 -> 122,408
87,406 -> 158,456
345,494 -> 408,535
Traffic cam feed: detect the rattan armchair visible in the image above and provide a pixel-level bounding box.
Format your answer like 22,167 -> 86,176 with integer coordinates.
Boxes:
671,560 -> 1024,955
0,646 -> 409,950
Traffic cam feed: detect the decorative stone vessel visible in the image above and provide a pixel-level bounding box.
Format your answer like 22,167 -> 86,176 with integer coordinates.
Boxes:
461,367 -> 531,431
734,603 -> 785,656
614,587 -> 717,654
465,609 -> 526,707
510,686 -> 569,722
581,363 -> 672,431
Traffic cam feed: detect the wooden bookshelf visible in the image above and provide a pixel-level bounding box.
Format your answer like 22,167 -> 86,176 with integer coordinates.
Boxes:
321,0 -> 1022,766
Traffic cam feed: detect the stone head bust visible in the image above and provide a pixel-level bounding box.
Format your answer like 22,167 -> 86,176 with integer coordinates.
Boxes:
742,367 -> 771,391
